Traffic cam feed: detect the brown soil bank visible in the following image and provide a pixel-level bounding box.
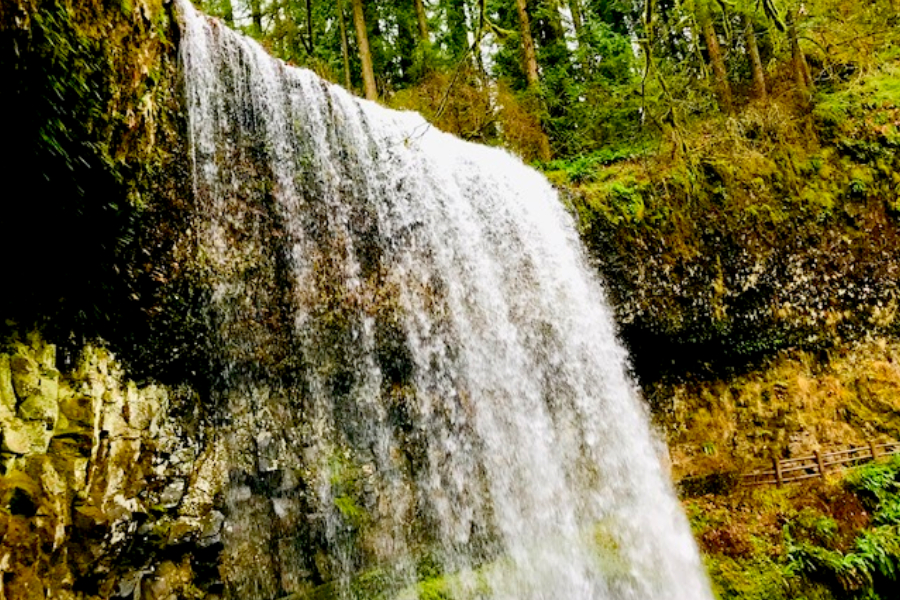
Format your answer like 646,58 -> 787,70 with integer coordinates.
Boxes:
656,338 -> 900,482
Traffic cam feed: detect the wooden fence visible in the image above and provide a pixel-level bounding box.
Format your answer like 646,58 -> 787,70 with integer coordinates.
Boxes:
742,440 -> 900,487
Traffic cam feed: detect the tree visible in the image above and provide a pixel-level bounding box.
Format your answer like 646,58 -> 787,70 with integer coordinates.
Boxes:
696,0 -> 732,111
439,0 -> 470,61
514,0 -> 551,159
198,0 -> 235,26
568,0 -> 584,40
351,0 -> 378,99
414,0 -> 430,41
567,0 -> 591,74
305,0 -> 314,53
221,0 -> 235,26
743,14 -> 767,99
250,0 -> 264,37
514,0 -> 541,88
787,5 -> 812,96
337,0 -> 353,88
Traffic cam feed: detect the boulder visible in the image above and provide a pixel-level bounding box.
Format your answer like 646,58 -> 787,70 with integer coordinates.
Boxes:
159,479 -> 186,509
59,394 -> 94,426
18,393 -> 59,428
0,354 -> 16,414
34,340 -> 56,370
0,418 -> 32,454
140,560 -> 193,600
123,382 -> 159,430
38,368 -> 59,403
3,566 -> 44,600
23,420 -> 53,454
10,352 -> 40,400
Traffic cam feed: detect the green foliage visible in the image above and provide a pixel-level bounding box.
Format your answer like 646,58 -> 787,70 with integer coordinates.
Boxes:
845,457 -> 900,518
534,17 -> 647,156
813,65 -> 900,173
555,45 -> 900,380
539,143 -> 652,183
787,525 -> 900,597
392,566 -> 489,600
185,0 -> 900,165
334,495 -> 366,527
705,553 -> 798,600
694,458 -> 900,600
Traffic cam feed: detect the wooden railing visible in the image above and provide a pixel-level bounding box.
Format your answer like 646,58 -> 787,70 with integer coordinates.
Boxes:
742,441 -> 900,487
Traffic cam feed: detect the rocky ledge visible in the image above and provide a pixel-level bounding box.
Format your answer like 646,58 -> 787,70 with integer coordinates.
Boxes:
0,332 -> 225,600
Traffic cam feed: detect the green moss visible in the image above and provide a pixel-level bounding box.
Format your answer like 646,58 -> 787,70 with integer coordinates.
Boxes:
550,63 -> 900,383
705,554 -> 798,600
334,495 -> 366,527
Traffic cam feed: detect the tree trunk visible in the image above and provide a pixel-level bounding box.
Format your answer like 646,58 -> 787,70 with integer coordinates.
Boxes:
249,0 -> 263,36
743,15 -> 767,99
537,0 -> 571,73
414,0 -> 430,42
514,0 -> 550,160
351,0 -> 378,100
445,0 -> 469,60
306,0 -> 315,52
337,0 -> 352,89
544,0 -> 566,41
789,10 -> 812,93
272,4 -> 285,56
569,0 -> 592,75
698,0 -> 732,111
514,0 -> 540,89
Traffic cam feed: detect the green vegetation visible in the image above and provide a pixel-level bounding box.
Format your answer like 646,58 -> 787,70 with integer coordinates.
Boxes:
192,0 -> 900,162
659,339 -> 900,481
565,56 -> 900,382
688,456 -> 900,600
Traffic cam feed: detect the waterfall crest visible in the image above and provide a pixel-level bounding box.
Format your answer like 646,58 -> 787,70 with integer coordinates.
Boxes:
176,2 -> 712,598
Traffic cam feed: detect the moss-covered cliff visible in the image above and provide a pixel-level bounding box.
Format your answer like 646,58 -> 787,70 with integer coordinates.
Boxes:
0,2 -> 227,597
554,64 -> 900,386
0,0 -> 213,385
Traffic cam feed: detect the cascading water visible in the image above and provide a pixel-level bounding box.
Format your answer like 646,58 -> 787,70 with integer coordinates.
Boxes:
176,2 -> 712,599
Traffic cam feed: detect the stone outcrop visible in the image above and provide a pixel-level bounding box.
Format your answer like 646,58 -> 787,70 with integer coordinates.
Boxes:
0,333 -> 226,600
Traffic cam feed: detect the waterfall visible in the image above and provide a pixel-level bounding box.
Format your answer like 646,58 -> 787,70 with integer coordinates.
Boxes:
175,2 -> 712,599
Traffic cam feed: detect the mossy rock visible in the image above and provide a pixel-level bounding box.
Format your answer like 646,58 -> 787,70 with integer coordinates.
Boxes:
9,353 -> 40,400
0,354 -> 17,413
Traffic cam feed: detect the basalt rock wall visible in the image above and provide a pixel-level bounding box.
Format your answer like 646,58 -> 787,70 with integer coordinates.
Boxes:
0,332 -> 225,599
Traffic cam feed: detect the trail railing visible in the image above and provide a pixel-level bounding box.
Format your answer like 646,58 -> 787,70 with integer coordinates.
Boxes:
742,440 -> 900,487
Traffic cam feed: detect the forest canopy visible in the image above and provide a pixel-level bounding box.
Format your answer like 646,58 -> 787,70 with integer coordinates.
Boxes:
192,0 -> 900,162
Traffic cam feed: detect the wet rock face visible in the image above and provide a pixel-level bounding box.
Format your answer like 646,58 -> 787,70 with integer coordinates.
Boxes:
0,0 -> 204,390
590,214 -> 900,387
0,333 -> 225,600
1,335 -> 59,455
568,110 -> 900,387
